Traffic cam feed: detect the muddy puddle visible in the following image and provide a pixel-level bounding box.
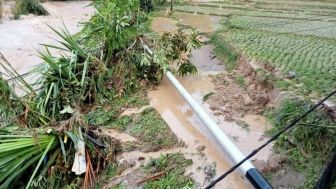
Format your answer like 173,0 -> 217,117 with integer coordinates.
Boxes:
154,10 -> 221,34
150,17 -> 178,34
191,45 -> 225,73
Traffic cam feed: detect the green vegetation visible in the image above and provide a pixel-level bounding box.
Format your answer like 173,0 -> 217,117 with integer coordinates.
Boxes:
216,29 -> 336,100
143,153 -> 194,189
0,135 -> 57,189
211,33 -> 239,71
266,97 -> 336,188
13,0 -> 48,19
234,74 -> 246,88
203,92 -> 215,102
130,108 -> 179,149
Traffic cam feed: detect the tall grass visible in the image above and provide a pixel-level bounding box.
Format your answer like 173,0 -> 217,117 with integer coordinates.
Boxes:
266,97 -> 336,187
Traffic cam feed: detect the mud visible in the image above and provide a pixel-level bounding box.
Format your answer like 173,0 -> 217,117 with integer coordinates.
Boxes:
0,1 -> 94,75
150,17 -> 178,34
207,56 -> 280,121
174,12 -> 221,33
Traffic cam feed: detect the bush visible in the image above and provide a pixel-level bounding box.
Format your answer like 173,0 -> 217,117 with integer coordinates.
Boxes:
13,0 -> 48,19
140,0 -> 154,12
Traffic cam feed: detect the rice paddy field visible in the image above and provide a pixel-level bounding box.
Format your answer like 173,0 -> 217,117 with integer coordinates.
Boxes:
173,0 -> 336,102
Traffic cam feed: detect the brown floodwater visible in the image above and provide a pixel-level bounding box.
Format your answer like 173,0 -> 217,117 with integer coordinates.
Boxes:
148,75 -> 251,188
0,1 -> 94,75
147,44 -> 273,188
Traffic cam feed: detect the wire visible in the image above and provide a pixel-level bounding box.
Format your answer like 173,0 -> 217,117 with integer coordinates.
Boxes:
204,89 -> 336,189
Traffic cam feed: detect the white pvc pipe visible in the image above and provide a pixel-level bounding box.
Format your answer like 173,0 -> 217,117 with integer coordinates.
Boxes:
165,71 -> 254,174
143,44 -> 254,175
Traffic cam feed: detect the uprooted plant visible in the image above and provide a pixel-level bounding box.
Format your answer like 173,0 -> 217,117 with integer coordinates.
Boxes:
13,0 -> 48,19
0,0 -> 200,188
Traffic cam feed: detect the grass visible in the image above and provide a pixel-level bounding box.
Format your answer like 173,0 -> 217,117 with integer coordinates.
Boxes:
211,32 -> 239,71
265,97 -> 336,188
202,92 -> 215,102
234,74 -> 246,88
86,90 -> 149,130
143,153 -> 194,189
129,108 -> 179,149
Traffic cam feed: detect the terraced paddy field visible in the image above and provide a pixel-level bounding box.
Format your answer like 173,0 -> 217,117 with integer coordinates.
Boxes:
172,0 -> 336,103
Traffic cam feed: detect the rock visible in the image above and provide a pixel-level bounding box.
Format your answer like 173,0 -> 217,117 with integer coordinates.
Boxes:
196,145 -> 205,152
255,95 -> 269,106
242,94 -> 253,105
128,159 -> 137,167
233,94 -> 240,99
197,35 -> 210,43
203,163 -> 216,181
247,83 -> 256,91
286,71 -> 296,79
118,159 -> 131,173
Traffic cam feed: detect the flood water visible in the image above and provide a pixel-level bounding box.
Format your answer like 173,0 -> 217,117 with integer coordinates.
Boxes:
148,44 -> 273,188
0,1 -> 94,75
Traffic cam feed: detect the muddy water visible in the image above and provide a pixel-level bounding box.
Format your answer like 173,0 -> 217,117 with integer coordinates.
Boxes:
148,76 -> 250,188
191,45 -> 225,73
0,1 -> 94,75
150,17 -> 178,34
148,42 -> 273,187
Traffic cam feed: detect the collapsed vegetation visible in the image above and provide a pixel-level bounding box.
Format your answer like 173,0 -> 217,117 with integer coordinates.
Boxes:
0,0 -> 201,188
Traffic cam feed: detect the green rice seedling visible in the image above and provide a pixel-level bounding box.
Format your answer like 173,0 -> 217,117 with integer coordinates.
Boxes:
13,0 -> 48,19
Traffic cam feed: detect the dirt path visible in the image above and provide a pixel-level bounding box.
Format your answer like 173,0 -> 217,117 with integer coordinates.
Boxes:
0,1 -> 94,75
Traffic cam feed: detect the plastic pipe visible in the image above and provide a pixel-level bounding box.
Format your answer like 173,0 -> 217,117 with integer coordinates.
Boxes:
165,71 -> 253,173
144,45 -> 272,188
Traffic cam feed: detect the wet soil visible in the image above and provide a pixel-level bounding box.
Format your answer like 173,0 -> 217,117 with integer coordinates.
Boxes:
150,17 -> 178,34
207,55 -> 282,120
